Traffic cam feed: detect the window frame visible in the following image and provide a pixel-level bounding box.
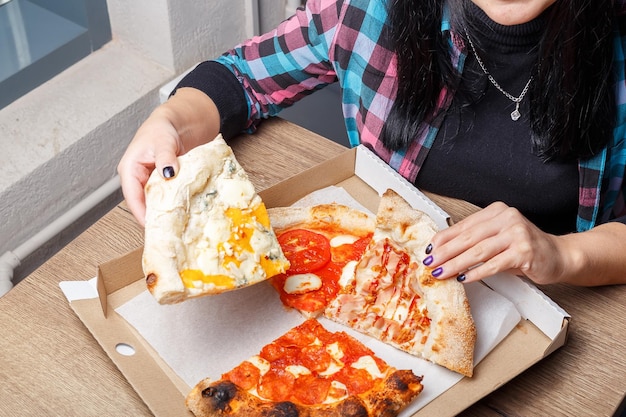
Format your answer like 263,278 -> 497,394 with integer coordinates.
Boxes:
0,0 -> 111,109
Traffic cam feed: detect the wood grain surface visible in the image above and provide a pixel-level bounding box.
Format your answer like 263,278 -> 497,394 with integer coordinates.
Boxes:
1,118 -> 625,417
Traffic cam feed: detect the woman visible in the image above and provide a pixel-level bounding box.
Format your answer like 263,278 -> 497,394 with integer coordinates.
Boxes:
117,0 -> 626,286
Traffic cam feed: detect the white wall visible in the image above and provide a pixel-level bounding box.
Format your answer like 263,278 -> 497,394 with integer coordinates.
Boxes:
0,0 -> 281,288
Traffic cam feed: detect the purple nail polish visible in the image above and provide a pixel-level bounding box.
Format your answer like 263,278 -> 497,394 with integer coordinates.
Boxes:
431,267 -> 443,278
163,166 -> 175,178
457,274 -> 466,282
423,255 -> 433,266
425,243 -> 433,254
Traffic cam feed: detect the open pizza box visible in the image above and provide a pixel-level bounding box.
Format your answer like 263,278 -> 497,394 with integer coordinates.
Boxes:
60,144 -> 570,416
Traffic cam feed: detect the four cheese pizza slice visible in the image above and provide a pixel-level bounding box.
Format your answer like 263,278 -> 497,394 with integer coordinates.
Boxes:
325,189 -> 477,377
142,135 -> 289,304
185,319 -> 423,417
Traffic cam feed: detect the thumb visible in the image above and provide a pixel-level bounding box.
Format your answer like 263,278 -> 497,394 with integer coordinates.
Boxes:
154,140 -> 180,180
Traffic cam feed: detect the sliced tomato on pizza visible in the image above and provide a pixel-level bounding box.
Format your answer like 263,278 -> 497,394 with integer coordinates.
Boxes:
267,204 -> 375,317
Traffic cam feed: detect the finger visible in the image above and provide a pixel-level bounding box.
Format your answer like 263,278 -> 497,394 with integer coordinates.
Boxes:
429,233 -> 508,280
426,214 -> 509,271
118,163 -> 151,227
427,204 -> 524,268
120,178 -> 147,226
432,202 -> 510,246
154,140 -> 180,180
456,249 -> 523,283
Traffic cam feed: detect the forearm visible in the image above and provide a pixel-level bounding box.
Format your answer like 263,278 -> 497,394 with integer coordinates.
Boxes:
558,222 -> 626,286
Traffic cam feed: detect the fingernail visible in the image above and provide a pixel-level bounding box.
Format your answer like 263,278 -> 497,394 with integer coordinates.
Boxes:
163,166 -> 175,178
423,255 -> 433,266
457,274 -> 466,282
431,267 -> 443,278
425,243 -> 433,254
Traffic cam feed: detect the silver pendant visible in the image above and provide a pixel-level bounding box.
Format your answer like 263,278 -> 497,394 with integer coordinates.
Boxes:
511,103 -> 521,121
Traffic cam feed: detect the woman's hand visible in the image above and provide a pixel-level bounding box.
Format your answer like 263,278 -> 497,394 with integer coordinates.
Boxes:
423,202 -> 574,285
117,110 -> 182,226
117,88 -> 220,226
423,201 -> 626,286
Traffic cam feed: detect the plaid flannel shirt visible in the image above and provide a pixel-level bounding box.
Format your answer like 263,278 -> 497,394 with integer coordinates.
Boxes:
212,0 -> 626,231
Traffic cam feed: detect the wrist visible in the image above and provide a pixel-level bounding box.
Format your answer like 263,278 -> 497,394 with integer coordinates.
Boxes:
555,233 -> 588,284
160,88 -> 220,149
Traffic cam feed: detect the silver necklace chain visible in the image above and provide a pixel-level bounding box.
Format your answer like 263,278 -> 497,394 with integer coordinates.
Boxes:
464,28 -> 532,121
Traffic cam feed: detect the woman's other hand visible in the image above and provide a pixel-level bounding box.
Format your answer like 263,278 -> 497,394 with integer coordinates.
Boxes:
422,201 -> 626,286
423,202 -> 569,285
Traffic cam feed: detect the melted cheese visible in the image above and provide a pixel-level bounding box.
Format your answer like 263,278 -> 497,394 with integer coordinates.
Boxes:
329,234 -> 359,247
286,365 -> 312,378
247,355 -> 270,376
318,360 -> 344,377
326,342 -> 344,361
182,196 -> 286,290
338,260 -> 358,288
351,355 -> 385,379
284,273 -> 322,294
324,380 -> 349,404
180,270 -> 235,289
319,342 -> 345,376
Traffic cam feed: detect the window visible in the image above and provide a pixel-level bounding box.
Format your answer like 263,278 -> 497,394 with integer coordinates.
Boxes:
0,0 -> 111,110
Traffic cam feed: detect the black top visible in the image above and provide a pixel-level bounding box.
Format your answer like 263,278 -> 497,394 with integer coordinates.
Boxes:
415,3 -> 579,234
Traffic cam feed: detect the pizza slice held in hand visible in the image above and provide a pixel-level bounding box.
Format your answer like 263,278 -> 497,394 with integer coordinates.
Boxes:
185,318 -> 424,417
142,135 -> 290,304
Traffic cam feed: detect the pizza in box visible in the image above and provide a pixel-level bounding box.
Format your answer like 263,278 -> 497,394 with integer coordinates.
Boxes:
140,135 -> 476,416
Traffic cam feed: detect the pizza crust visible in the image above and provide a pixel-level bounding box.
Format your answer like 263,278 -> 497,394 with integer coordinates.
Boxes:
186,369 -> 423,417
268,204 -> 375,236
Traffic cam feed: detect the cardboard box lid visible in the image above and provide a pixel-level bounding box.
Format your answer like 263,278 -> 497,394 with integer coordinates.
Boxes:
62,145 -> 569,417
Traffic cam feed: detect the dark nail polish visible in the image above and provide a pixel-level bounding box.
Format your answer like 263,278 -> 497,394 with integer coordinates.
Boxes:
423,255 -> 433,266
163,166 -> 175,178
457,274 -> 466,282
425,243 -> 433,254
431,267 -> 443,278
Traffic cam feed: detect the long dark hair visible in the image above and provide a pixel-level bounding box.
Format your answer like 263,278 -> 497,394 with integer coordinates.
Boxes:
381,0 -> 616,161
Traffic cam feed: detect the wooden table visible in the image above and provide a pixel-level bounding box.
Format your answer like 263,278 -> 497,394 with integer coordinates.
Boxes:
2,118 -> 625,417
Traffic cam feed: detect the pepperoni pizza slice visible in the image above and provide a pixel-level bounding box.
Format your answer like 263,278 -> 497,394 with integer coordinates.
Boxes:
185,318 -> 423,417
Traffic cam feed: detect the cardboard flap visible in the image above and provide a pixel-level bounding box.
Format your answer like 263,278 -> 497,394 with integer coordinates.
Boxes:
354,146 -> 450,230
69,296 -> 192,416
259,148 -> 356,208
96,247 -> 144,316
482,273 -> 570,340
543,317 -> 570,356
